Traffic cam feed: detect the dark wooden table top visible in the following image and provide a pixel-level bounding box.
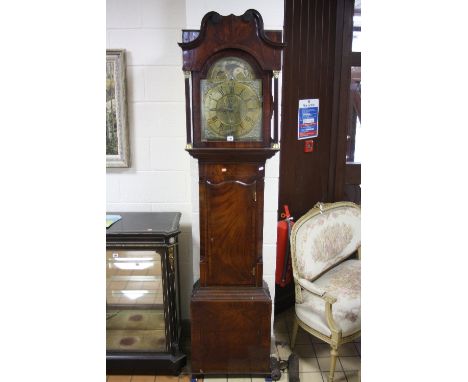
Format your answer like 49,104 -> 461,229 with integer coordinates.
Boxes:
106,212 -> 181,237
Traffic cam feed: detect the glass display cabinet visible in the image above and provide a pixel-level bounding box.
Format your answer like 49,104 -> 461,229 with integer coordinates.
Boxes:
106,212 -> 186,375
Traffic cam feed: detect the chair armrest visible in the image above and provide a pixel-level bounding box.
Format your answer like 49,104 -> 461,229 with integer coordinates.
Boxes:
297,278 -> 342,339
297,278 -> 325,296
297,278 -> 337,304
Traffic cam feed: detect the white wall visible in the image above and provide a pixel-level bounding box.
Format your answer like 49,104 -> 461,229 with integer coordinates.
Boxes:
106,0 -> 283,322
106,0 -> 194,317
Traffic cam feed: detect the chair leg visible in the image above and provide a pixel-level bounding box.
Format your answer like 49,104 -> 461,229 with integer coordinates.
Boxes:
290,318 -> 299,349
328,346 -> 339,382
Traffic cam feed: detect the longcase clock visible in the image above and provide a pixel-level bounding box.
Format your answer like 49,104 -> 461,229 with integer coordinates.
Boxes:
179,10 -> 284,377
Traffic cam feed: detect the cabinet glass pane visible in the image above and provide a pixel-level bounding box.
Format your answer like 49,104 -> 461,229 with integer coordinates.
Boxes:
106,250 -> 166,352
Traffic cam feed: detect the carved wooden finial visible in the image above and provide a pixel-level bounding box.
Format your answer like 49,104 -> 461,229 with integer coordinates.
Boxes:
242,9 -> 255,22
208,11 -> 222,24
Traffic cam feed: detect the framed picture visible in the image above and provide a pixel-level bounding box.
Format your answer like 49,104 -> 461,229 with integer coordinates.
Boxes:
106,49 -> 130,167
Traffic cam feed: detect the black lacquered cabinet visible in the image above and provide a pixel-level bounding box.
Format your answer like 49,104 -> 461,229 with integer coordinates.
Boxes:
106,212 -> 186,375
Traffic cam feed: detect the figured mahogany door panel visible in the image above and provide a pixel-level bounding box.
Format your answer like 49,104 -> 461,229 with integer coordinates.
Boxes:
204,180 -> 257,286
198,162 -> 265,286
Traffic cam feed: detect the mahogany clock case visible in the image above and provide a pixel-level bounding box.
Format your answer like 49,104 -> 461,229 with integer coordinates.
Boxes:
179,10 -> 285,377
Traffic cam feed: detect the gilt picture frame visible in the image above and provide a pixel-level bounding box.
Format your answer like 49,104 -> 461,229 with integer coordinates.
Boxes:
106,49 -> 130,168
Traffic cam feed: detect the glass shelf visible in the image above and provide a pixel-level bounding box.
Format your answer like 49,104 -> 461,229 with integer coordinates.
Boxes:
106,250 -> 166,352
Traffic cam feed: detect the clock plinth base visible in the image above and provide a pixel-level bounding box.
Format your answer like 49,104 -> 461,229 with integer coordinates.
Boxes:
190,281 -> 272,376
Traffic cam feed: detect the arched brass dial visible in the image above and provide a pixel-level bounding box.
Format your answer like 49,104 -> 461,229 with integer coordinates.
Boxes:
201,57 -> 263,142
203,80 -> 261,138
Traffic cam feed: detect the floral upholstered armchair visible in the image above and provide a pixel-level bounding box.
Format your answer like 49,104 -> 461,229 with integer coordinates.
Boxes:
290,201 -> 361,382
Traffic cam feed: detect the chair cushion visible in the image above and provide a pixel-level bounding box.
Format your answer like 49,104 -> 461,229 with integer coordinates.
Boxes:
293,203 -> 360,281
295,259 -> 360,337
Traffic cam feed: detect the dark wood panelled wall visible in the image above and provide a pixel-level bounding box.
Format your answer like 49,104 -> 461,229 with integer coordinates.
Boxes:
278,0 -> 355,219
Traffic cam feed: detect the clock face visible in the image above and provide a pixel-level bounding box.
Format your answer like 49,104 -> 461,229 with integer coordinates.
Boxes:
201,57 -> 262,142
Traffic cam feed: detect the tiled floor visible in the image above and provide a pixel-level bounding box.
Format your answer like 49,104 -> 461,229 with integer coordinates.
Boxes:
107,307 -> 360,382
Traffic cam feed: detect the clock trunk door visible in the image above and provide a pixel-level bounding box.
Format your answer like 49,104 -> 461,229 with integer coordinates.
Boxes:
205,180 -> 257,286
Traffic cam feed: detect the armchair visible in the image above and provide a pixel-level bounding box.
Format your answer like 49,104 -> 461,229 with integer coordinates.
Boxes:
290,201 -> 361,382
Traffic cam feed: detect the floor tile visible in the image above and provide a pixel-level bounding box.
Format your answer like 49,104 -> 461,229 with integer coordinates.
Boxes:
345,370 -> 360,382
299,357 -> 321,373
277,371 -> 288,382
298,372 -> 324,382
309,335 -> 327,344
354,342 -> 360,355
337,343 -> 359,357
313,343 -> 332,358
203,378 -> 226,382
108,377 -> 132,382
156,377 -> 178,382
316,357 -> 343,372
277,343 -> 293,359
180,359 -> 191,374
292,344 -> 316,358
275,330 -> 290,345
227,378 -> 251,382
294,330 -> 313,345
131,377 -> 156,382
321,371 -> 346,382
339,356 -> 360,371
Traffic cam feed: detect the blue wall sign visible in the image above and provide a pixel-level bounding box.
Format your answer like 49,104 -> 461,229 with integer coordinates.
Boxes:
298,99 -> 319,140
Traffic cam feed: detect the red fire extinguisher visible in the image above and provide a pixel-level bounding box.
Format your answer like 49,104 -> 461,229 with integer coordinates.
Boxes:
275,205 -> 294,287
